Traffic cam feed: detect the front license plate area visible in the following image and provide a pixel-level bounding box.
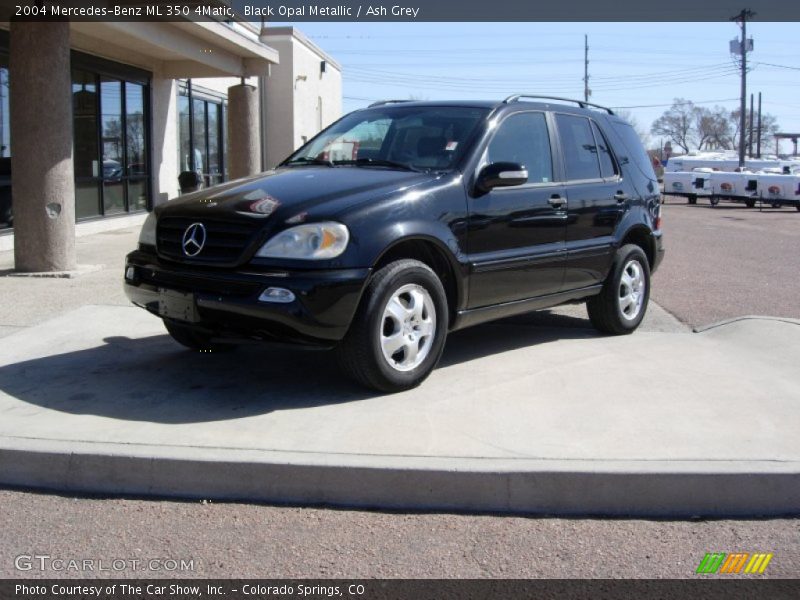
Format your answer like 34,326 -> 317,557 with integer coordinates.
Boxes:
158,288 -> 200,323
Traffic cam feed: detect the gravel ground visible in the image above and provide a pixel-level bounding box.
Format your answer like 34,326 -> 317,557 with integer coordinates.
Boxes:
653,198 -> 800,328
1,490 -> 798,579
1,212 -> 799,580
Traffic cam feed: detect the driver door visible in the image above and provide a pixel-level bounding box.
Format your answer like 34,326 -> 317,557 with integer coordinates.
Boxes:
467,111 -> 567,308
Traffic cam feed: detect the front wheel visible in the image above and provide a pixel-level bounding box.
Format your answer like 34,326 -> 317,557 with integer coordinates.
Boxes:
336,259 -> 448,393
710,196 -> 720,207
587,244 -> 651,335
745,199 -> 756,208
687,195 -> 697,205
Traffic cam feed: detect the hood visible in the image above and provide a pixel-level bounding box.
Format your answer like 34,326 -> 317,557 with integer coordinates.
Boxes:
157,166 -> 435,222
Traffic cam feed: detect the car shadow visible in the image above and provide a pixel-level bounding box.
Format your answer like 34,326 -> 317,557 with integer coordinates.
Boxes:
0,310 -> 598,424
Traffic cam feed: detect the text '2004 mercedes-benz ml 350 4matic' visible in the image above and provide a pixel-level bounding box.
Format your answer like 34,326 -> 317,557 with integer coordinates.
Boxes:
125,95 -> 664,392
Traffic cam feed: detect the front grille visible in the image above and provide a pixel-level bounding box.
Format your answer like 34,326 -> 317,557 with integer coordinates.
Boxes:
157,217 -> 262,264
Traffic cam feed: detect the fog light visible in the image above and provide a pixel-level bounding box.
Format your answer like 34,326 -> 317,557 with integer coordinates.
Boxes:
258,287 -> 296,303
125,266 -> 136,281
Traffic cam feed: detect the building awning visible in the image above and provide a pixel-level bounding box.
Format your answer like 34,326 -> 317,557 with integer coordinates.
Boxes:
69,19 -> 279,78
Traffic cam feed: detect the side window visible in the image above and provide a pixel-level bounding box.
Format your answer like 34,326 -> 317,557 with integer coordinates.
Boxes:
591,121 -> 618,178
486,112 -> 553,184
555,114 -> 602,181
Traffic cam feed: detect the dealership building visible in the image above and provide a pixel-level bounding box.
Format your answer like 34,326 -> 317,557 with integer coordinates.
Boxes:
0,19 -> 341,270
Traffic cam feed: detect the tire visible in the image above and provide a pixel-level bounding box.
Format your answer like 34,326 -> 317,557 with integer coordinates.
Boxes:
710,196 -> 719,207
163,320 -> 235,353
771,202 -> 782,209
688,195 -> 697,205
336,259 -> 448,393
587,244 -> 651,335
796,205 -> 800,212
745,199 -> 756,208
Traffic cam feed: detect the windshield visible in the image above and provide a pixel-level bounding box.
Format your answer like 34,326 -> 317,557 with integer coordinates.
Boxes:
283,105 -> 490,171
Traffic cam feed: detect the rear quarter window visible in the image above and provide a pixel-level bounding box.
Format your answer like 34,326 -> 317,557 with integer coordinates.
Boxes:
607,119 -> 657,181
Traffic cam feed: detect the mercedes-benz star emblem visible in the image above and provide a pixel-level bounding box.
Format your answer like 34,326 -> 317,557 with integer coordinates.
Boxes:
181,222 -> 207,257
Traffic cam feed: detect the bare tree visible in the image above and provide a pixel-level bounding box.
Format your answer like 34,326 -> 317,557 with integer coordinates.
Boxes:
650,100 -> 781,154
694,106 -> 733,150
650,99 -> 696,153
730,109 -> 780,153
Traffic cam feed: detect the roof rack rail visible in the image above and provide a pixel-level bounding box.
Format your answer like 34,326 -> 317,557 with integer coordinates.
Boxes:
503,95 -> 615,115
368,99 -> 414,108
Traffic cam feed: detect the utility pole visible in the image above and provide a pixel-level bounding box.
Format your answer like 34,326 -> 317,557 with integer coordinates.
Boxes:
731,8 -> 755,168
749,93 -> 754,158
756,92 -> 762,158
583,34 -> 590,103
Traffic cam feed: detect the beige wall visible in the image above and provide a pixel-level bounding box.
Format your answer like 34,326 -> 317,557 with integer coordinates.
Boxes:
261,28 -> 342,169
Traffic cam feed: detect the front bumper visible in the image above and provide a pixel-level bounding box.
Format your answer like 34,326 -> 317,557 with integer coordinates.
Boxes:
124,250 -> 371,347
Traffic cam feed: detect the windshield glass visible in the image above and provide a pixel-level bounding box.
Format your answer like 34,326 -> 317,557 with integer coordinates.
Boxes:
284,105 -> 490,171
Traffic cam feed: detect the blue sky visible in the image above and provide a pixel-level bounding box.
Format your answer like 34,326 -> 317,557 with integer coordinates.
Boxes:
278,21 -> 800,153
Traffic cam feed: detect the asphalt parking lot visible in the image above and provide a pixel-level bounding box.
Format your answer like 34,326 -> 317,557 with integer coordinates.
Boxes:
1,201 -> 799,579
655,197 -> 800,328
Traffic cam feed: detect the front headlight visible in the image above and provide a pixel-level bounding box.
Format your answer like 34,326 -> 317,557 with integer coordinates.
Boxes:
138,212 -> 157,246
255,222 -> 350,260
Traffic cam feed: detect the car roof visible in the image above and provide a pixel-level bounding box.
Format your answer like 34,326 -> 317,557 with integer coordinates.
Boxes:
359,99 -> 618,120
358,100 -> 501,110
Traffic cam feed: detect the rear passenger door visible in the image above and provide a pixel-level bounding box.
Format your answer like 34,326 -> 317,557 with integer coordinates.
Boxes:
555,114 -> 629,291
467,111 -> 567,308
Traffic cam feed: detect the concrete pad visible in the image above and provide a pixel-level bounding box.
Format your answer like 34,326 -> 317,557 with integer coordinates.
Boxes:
0,305 -> 798,515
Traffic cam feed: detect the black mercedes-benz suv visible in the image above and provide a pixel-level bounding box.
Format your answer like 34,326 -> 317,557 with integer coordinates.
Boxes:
125,95 -> 664,392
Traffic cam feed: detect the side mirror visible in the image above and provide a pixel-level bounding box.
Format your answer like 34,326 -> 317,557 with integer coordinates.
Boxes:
476,162 -> 528,193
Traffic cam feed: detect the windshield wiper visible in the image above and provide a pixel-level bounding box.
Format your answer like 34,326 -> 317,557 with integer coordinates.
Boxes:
339,158 -> 422,172
283,157 -> 335,168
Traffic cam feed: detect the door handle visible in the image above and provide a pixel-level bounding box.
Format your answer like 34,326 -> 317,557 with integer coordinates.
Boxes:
548,194 -> 567,208
614,191 -> 628,203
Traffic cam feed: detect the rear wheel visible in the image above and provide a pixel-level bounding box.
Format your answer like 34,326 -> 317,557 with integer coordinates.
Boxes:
587,244 -> 651,335
163,320 -> 235,353
745,199 -> 756,208
710,196 -> 720,207
688,195 -> 697,205
771,202 -> 782,209
337,259 -> 448,393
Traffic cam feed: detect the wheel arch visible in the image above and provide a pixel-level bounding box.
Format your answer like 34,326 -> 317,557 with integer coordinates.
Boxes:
619,225 -> 656,270
372,235 -> 465,326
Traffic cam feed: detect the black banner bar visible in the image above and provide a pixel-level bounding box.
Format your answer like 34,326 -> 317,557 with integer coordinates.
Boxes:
3,0 -> 800,22
2,580 -> 800,600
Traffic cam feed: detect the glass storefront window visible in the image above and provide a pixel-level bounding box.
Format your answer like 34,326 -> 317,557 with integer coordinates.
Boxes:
207,103 -> 221,186
72,69 -> 101,219
178,84 -> 226,190
126,82 -> 148,211
192,98 -> 208,181
71,66 -> 150,220
178,94 -> 191,173
0,49 -> 150,230
101,78 -> 125,215
0,54 -> 11,230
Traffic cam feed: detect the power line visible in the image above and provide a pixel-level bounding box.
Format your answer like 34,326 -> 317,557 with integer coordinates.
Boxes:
755,61 -> 800,71
610,98 -> 740,109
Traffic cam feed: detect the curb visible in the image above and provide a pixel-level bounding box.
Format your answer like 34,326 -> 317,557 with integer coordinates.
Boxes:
693,315 -> 800,333
2,439 -> 798,517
